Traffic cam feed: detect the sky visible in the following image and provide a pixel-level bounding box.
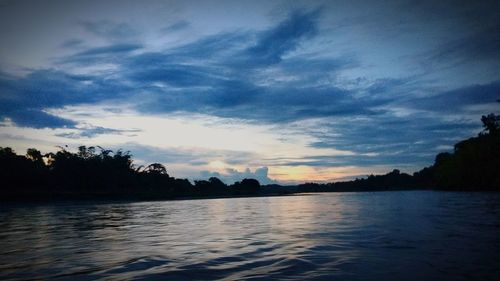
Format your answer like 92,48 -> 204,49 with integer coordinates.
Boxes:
0,0 -> 499,184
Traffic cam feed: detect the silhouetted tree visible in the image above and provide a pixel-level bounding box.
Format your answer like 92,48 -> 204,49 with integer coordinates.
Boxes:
429,113 -> 500,189
26,148 -> 43,165
481,113 -> 500,135
143,163 -> 168,175
232,178 -> 261,195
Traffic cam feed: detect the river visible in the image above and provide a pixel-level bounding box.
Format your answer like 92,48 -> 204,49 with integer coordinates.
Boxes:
1,191 -> 499,280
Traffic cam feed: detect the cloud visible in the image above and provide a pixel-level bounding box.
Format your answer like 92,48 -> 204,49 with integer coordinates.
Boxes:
157,31 -> 252,60
429,22 -> 500,65
103,143 -> 276,182
77,10 -> 359,123
200,166 -> 277,185
0,69 -> 132,128
55,125 -> 141,139
80,20 -> 138,41
3,109 -> 76,129
1,10 -> 366,129
161,20 -> 190,33
304,108 -> 483,169
408,80 -> 500,112
3,7 -> 496,133
401,1 -> 500,71
126,59 -> 223,87
115,143 -> 258,167
74,43 -> 142,57
244,9 -> 320,65
60,38 -> 84,48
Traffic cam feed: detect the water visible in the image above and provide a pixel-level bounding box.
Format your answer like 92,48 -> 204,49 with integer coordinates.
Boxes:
1,191 -> 499,280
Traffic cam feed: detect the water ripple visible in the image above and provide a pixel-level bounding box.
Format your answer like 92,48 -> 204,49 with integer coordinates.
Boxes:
1,191 -> 499,280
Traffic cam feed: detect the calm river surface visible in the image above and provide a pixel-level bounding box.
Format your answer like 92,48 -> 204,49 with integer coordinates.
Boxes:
1,191 -> 499,280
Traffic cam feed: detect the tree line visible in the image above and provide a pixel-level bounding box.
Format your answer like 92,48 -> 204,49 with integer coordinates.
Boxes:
297,113 -> 500,192
0,145 -> 261,201
1,113 -> 498,201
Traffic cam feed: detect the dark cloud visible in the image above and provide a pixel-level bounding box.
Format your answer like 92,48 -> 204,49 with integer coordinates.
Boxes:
74,43 -> 142,57
245,9 -> 319,65
425,22 -> 500,69
80,20 -> 138,41
408,80 -> 500,112
161,20 -> 190,33
89,10 -> 368,123
131,81 -> 378,123
0,69 -> 132,128
60,38 -> 84,48
394,0 -> 500,70
108,10 -> 362,122
164,32 -> 252,61
5,109 -> 76,129
126,60 -> 223,87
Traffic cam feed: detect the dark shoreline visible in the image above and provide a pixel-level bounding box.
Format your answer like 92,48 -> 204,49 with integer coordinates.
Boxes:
3,187 -> 498,206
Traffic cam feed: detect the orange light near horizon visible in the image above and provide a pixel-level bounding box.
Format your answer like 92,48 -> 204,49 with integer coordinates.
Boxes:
268,165 -> 373,184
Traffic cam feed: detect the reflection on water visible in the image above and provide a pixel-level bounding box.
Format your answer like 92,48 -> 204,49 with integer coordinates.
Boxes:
1,191 -> 499,280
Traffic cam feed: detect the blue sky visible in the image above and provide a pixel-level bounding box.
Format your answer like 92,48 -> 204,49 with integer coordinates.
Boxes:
0,0 -> 499,184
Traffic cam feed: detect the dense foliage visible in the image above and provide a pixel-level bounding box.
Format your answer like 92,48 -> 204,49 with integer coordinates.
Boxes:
0,145 -> 261,201
431,113 -> 500,190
